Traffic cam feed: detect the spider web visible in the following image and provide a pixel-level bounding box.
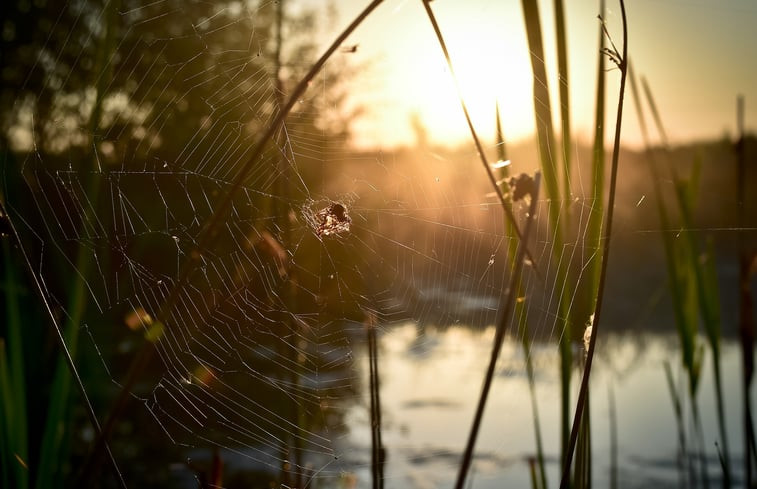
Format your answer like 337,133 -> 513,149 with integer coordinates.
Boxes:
0,1 -> 617,487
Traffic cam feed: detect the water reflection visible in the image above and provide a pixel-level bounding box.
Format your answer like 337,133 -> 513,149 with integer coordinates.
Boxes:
341,323 -> 752,489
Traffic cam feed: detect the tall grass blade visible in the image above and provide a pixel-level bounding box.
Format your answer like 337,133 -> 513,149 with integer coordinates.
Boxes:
0,196 -> 126,488
664,361 -> 690,488
519,0 -> 573,464
693,389 -> 711,489
521,0 -> 562,213
559,2 -> 628,487
587,0 -> 607,301
608,383 -> 618,489
495,103 -> 507,164
629,69 -> 696,382
0,340 -> 14,489
520,0 -> 561,231
573,387 -> 592,489
736,94 -> 757,487
1,240 -> 29,489
38,2 -> 126,484
553,0 -> 572,210
641,76 -> 669,146
641,73 -> 731,486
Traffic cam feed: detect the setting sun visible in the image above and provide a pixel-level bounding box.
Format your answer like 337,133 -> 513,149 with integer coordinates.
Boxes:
338,0 -> 756,150
343,0 -> 541,148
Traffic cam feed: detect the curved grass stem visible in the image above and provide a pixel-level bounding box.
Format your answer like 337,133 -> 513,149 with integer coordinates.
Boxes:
559,1 -> 628,487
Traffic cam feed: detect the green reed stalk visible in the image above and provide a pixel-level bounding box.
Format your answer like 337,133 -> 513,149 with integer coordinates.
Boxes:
519,0 -> 574,465
37,2 -> 125,487
0,197 -> 126,489
559,2 -> 627,487
639,74 -> 730,487
571,6 -> 609,482
631,66 -> 725,486
1,240 -> 29,489
630,65 -> 700,484
664,360 -> 691,487
553,0 -> 572,212
736,94 -> 757,487
608,383 -> 617,489
587,1 -> 606,301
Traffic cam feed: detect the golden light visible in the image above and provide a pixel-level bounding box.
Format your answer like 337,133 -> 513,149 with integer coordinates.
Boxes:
348,1 -> 539,148
409,30 -> 535,147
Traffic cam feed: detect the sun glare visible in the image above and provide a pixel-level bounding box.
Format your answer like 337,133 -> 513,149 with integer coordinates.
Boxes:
349,1 -> 537,149
406,7 -> 536,148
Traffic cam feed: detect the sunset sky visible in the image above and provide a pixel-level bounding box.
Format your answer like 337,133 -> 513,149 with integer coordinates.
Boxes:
317,0 -> 757,150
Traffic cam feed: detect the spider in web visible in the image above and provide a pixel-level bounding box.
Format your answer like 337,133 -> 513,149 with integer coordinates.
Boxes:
315,202 -> 352,237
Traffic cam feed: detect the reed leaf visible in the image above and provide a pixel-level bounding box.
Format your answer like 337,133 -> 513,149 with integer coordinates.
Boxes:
587,0 -> 607,301
664,360 -> 689,486
639,74 -> 731,483
1,240 -> 29,489
520,0 -> 561,227
519,0 -> 573,465
35,241 -> 93,489
553,0 -> 572,210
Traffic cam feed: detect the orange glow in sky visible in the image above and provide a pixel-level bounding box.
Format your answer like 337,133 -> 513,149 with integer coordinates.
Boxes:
323,0 -> 757,150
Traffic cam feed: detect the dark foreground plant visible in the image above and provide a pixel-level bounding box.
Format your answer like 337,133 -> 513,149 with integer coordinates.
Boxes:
56,1 -> 389,484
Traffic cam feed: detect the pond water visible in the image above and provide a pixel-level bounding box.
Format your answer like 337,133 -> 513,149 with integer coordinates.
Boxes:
336,322 -> 752,489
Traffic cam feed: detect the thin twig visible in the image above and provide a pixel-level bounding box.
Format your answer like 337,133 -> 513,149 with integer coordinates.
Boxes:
453,172 -> 541,489
559,1 -> 627,487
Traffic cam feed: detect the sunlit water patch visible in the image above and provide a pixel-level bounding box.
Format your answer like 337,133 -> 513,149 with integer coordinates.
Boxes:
337,322 -> 752,489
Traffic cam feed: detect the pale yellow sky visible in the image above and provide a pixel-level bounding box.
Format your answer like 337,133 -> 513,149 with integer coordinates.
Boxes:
316,0 -> 757,150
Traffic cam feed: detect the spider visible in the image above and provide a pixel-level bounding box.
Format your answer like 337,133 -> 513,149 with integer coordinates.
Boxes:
315,202 -> 352,237
508,173 -> 536,202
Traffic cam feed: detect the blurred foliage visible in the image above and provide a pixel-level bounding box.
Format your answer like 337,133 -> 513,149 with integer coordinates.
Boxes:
0,0 -> 362,487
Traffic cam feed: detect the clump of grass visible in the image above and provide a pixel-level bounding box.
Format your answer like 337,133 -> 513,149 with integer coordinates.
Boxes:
1,2 -> 126,485
629,66 -> 732,487
0,238 -> 29,489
